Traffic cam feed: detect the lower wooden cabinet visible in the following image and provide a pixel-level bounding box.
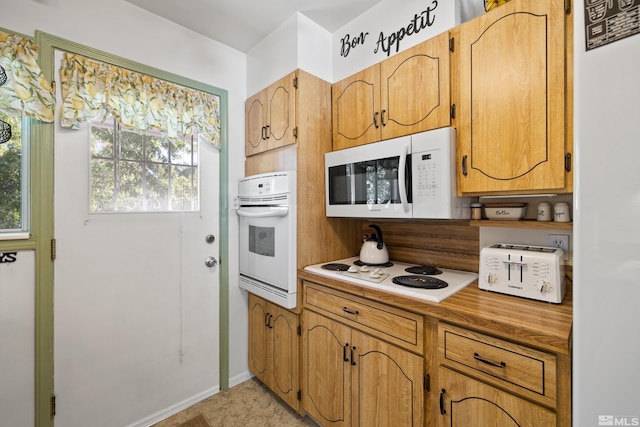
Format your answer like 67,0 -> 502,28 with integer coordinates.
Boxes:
436,322 -> 565,427
437,367 -> 556,427
248,293 -> 299,410
302,309 -> 424,427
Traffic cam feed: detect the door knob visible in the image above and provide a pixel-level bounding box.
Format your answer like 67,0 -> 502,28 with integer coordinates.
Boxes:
205,256 -> 217,267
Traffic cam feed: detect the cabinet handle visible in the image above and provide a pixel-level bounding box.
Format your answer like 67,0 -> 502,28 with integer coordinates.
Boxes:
351,346 -> 357,366
264,313 -> 269,327
267,314 -> 273,329
264,125 -> 270,140
343,343 -> 349,362
261,126 -> 266,140
439,389 -> 447,415
342,306 -> 359,315
373,111 -> 379,128
462,155 -> 468,176
473,352 -> 506,368
380,109 -> 387,126
565,152 -> 572,172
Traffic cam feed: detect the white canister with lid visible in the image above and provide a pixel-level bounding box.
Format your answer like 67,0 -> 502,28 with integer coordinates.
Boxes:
536,202 -> 552,221
554,202 -> 571,222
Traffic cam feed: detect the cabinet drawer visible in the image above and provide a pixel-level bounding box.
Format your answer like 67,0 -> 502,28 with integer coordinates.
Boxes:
303,282 -> 423,353
439,323 -> 557,406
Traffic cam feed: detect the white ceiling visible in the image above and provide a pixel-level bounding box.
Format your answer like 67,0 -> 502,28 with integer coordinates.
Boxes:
125,0 -> 386,53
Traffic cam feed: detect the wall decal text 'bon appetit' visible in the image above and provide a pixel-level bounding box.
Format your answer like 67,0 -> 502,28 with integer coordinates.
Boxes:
339,0 -> 439,58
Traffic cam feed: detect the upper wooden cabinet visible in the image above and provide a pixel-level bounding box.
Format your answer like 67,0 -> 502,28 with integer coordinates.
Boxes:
332,31 -> 452,150
454,0 -> 572,195
245,72 -> 297,156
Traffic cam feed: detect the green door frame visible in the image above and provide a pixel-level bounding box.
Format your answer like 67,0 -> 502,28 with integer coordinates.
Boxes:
0,26 -> 55,427
4,30 -> 230,427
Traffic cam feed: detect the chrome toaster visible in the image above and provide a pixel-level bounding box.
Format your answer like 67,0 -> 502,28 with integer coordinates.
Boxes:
479,243 -> 566,303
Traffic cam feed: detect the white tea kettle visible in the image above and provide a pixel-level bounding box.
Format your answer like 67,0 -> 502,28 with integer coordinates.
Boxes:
359,224 -> 389,265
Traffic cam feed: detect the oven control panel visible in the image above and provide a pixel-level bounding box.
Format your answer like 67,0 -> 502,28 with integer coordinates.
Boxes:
479,244 -> 566,303
238,171 -> 296,203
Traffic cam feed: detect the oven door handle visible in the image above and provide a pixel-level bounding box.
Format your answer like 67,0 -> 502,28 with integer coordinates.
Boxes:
236,207 -> 289,218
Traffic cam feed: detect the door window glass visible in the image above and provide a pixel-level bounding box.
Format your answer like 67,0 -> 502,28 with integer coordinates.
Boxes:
0,111 -> 29,234
90,118 -> 199,212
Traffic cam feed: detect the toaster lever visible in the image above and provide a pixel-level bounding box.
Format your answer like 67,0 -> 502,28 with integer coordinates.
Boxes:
502,260 -> 527,266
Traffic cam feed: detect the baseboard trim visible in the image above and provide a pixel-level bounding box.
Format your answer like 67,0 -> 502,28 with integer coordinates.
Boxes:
229,370 -> 253,388
125,371 -> 253,427
125,385 -> 220,427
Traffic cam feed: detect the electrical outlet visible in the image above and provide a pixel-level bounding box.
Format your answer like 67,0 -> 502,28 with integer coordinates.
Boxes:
548,234 -> 569,256
230,195 -> 239,210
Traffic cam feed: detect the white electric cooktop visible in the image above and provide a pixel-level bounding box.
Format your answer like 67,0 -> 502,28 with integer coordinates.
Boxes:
304,257 -> 478,303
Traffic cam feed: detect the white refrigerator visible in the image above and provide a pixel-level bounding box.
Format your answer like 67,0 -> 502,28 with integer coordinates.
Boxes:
574,2 -> 640,426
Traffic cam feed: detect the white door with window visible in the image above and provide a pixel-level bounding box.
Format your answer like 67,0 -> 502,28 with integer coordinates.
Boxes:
53,51 -> 221,426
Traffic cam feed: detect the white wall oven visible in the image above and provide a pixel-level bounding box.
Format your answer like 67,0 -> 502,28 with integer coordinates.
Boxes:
237,171 -> 297,309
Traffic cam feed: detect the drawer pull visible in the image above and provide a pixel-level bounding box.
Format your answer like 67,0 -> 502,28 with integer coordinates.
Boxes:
473,352 -> 506,368
342,306 -> 359,315
343,343 -> 349,362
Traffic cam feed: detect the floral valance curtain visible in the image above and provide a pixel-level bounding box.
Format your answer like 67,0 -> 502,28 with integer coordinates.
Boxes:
0,31 -> 55,122
59,53 -> 221,149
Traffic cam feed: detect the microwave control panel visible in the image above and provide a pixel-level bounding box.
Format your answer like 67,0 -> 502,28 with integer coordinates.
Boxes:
410,127 -> 471,219
413,149 -> 442,202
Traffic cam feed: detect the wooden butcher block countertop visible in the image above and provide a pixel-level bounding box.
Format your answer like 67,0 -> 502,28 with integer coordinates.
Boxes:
298,269 -> 573,355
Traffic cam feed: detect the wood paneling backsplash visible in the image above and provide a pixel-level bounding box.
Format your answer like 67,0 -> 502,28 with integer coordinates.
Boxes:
360,220 -> 480,272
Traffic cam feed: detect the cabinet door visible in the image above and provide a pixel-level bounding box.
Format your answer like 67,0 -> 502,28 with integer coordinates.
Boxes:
456,0 -> 568,194
302,310 -> 352,427
245,91 -> 267,156
351,331 -> 424,427
248,294 -> 269,381
270,303 -> 299,410
380,31 -> 451,139
266,72 -> 297,151
438,367 -> 556,427
332,64 -> 381,150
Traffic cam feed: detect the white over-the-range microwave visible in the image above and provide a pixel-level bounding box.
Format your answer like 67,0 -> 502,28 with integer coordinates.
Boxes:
325,127 -> 473,219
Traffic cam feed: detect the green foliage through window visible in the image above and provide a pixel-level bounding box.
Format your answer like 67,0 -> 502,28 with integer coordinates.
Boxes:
0,111 -> 27,232
90,119 -> 199,213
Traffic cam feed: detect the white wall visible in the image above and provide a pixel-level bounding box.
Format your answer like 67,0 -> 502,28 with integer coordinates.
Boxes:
331,0 -> 460,81
573,3 -> 640,426
246,13 -> 333,95
246,0 -> 477,93
0,0 -> 248,426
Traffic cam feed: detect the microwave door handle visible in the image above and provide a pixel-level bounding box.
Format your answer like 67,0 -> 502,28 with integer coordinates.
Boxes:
236,207 -> 289,218
399,144 -> 410,213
